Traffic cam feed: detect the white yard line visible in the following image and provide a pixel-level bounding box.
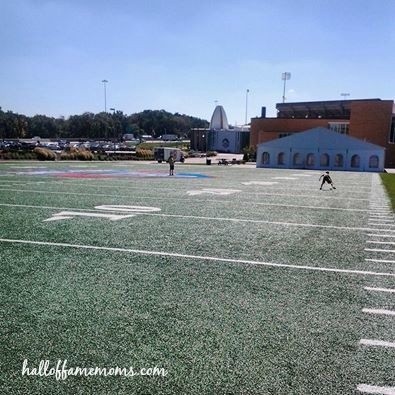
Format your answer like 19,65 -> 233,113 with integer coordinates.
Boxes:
368,219 -> 394,222
367,234 -> 395,238
0,179 -> 374,192
0,202 -> 386,231
365,248 -> 395,253
364,287 -> 395,293
366,241 -> 395,245
359,339 -> 395,348
357,384 -> 395,394
366,258 -> 395,263
369,218 -> 394,221
0,238 -> 395,277
0,187 -> 373,202
362,308 -> 395,316
0,200 -> 367,213
253,203 -> 368,212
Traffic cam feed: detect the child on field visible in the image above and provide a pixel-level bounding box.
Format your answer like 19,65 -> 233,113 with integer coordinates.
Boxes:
319,171 -> 336,190
168,155 -> 175,176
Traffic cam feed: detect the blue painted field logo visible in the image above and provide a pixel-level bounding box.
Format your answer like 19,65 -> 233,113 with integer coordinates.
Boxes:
44,205 -> 161,222
21,359 -> 168,381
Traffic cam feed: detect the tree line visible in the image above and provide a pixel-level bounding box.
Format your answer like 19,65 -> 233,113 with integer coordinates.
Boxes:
0,108 -> 209,140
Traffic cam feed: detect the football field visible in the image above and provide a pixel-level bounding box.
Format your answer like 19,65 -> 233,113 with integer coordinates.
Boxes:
0,161 -> 394,394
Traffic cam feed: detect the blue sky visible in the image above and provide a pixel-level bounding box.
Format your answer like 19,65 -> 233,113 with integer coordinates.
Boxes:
1,0 -> 394,123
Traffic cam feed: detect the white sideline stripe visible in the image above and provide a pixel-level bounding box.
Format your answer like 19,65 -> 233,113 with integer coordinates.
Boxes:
366,258 -> 395,263
365,248 -> 395,253
367,241 -> 395,245
367,234 -> 395,238
0,238 -> 395,277
369,223 -> 395,227
0,187 -> 373,202
357,384 -> 395,394
0,202 -> 390,232
359,339 -> 395,348
362,308 -> 395,316
364,287 -> 395,293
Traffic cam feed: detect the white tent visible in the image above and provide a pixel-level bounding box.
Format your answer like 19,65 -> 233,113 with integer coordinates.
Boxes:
256,127 -> 385,172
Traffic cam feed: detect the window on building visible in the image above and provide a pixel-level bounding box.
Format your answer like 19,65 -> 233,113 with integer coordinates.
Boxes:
306,153 -> 315,166
320,153 -> 330,167
389,118 -> 395,143
279,132 -> 294,138
369,155 -> 379,168
262,152 -> 270,165
328,122 -> 349,134
351,154 -> 360,168
293,153 -> 302,165
334,154 -> 344,167
277,152 -> 285,165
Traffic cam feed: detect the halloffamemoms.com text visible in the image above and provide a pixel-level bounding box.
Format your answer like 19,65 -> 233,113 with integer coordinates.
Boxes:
22,359 -> 168,381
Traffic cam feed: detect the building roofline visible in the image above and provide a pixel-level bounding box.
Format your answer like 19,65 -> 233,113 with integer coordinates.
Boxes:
276,98 -> 384,108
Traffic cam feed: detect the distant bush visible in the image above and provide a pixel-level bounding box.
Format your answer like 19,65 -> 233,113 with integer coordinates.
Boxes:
33,147 -> 56,161
0,150 -> 39,160
75,150 -> 93,160
135,148 -> 154,159
60,147 -> 93,160
242,146 -> 256,161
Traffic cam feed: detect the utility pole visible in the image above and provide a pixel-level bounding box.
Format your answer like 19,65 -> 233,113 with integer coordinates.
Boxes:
281,72 -> 291,103
245,89 -> 250,125
102,79 -> 108,112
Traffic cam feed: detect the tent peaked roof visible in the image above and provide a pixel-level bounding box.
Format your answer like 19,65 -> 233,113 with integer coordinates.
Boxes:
257,127 -> 384,151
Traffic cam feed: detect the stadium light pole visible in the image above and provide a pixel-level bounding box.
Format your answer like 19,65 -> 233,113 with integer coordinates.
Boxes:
281,72 -> 291,103
102,79 -> 108,113
245,89 -> 250,125
340,93 -> 350,100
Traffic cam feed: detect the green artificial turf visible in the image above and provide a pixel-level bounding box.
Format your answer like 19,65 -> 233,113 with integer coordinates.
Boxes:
0,163 -> 394,394
380,173 -> 395,211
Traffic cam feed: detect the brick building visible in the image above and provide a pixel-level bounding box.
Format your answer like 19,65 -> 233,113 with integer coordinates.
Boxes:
250,99 -> 395,167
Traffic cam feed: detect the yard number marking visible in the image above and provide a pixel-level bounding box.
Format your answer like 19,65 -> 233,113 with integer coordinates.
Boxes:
44,205 -> 161,222
242,181 -> 279,186
186,188 -> 241,196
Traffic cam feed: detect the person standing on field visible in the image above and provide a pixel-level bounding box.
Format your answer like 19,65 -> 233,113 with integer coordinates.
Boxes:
168,155 -> 175,176
319,171 -> 336,190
